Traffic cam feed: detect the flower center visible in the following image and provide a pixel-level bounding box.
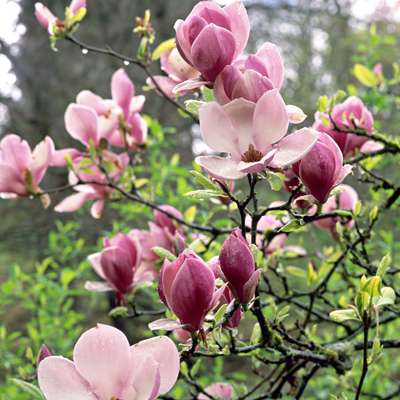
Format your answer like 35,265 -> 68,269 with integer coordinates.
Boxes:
241,144 -> 263,163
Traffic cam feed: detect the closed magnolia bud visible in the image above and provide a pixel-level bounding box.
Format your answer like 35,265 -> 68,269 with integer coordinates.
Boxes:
218,228 -> 261,304
292,133 -> 352,205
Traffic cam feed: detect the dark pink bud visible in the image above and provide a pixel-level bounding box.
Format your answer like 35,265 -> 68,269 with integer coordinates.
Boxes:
292,133 -> 352,205
218,229 -> 261,304
158,249 -> 225,332
37,344 -> 51,369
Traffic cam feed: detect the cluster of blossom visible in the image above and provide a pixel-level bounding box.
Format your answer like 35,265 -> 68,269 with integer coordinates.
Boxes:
3,0 -> 386,398
85,204 -> 184,305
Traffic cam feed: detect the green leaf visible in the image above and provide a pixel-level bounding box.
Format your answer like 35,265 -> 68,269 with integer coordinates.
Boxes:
251,323 -> 262,344
180,361 -> 189,376
375,287 -> 395,307
279,219 -> 304,232
333,90 -> 347,104
329,186 -> 345,197
49,35 -> 59,52
177,108 -> 190,118
354,200 -> 362,217
109,306 -> 128,317
104,161 -> 115,173
78,167 -> 96,174
307,262 -> 318,286
64,154 -> 74,171
89,139 -> 97,159
190,358 -> 202,377
369,205 -> 378,224
368,338 -> 383,365
213,304 -> 227,323
204,87 -> 216,102
10,379 -> 44,400
334,210 -> 353,218
286,266 -> 307,278
346,84 -> 358,96
189,170 -> 222,191
184,100 -> 205,115
362,276 -> 381,299
278,306 -> 290,317
152,247 -> 176,262
151,38 -> 175,60
137,36 -> 149,60
266,171 -> 282,191
184,189 -> 226,201
354,64 -> 379,87
184,205 -> 196,223
250,244 -> 260,264
68,6 -> 86,25
355,290 -> 369,317
329,309 -> 361,322
376,253 -> 390,280
79,158 -> 93,167
321,115 -> 331,128
317,96 -> 329,112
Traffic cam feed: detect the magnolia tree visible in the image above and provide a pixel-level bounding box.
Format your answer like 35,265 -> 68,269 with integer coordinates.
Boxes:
1,1 -> 400,400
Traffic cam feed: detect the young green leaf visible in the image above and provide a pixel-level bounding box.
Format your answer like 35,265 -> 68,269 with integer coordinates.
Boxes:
184,100 -> 206,115
189,170 -> 222,191
266,171 -> 282,191
330,309 -> 361,322
10,379 -> 44,400
184,189 -> 227,201
151,38 -> 176,60
279,219 -> 304,232
213,304 -> 227,324
354,64 -> 379,87
152,247 -> 177,262
376,253 -> 390,280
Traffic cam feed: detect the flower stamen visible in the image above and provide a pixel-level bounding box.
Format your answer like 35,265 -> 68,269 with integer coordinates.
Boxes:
241,143 -> 263,163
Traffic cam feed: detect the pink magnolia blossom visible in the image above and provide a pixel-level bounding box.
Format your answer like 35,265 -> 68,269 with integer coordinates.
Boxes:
218,228 -> 261,304
0,134 -> 54,199
147,48 -> 201,98
214,43 -> 283,104
38,324 -> 180,400
35,0 -> 86,35
199,383 -> 234,400
149,249 -> 226,332
54,152 -> 129,218
292,133 -> 352,205
174,1 -> 250,84
63,69 -> 147,151
195,90 -> 319,181
85,232 -> 154,305
312,96 -> 374,159
373,63 -> 384,84
313,184 -> 359,240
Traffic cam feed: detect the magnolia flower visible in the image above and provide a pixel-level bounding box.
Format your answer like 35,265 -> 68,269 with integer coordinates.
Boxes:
313,96 -> 374,159
0,134 -> 54,199
174,1 -> 250,86
149,249 -> 226,332
35,0 -> 86,35
54,152 -> 129,218
147,48 -> 200,98
38,324 -> 180,400
195,90 -> 319,181
85,233 -> 155,305
63,69 -> 147,151
292,133 -> 352,205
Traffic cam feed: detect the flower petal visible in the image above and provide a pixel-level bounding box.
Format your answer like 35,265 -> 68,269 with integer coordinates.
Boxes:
198,101 -> 242,160
286,105 -> 307,124
195,156 -> 246,181
237,149 -> 276,174
54,192 -> 99,214
84,281 -> 115,292
111,69 -> 134,119
268,127 -> 320,168
76,90 -> 109,115
172,76 -> 212,94
28,136 -> 54,188
38,356 -> 97,400
129,335 -> 179,396
65,104 -> 98,147
252,90 -> 289,154
73,324 -> 130,400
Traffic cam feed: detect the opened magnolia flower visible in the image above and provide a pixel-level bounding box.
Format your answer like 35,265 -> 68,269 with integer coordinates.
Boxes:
195,90 -> 319,181
38,324 -> 180,400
